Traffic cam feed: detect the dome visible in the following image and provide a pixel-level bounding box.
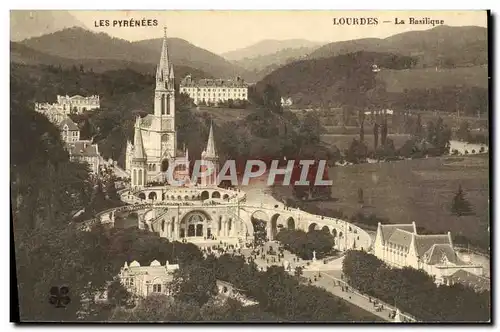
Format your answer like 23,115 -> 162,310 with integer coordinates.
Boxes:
130,260 -> 140,267
150,260 -> 161,266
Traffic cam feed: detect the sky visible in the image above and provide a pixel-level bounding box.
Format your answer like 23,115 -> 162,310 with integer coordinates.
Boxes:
70,10 -> 488,54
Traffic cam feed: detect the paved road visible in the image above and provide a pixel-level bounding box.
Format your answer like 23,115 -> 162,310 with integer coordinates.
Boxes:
236,241 -> 393,322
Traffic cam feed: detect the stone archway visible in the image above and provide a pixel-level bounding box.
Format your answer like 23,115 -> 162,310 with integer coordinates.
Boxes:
308,223 -> 318,232
286,217 -> 295,230
181,210 -> 211,238
201,190 -> 209,200
148,192 -> 157,200
223,194 -> 229,200
212,191 -> 221,199
332,228 -> 337,238
322,225 -> 330,233
138,193 -> 146,200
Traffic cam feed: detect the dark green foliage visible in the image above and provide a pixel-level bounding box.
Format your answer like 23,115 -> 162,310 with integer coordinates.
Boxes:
346,139 -> 368,164
275,229 -> 336,260
342,250 -> 490,322
451,185 -> 474,216
169,264 -> 218,306
107,279 -> 131,307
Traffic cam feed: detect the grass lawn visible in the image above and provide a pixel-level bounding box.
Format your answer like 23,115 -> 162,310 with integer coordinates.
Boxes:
273,155 -> 490,249
378,66 -> 488,93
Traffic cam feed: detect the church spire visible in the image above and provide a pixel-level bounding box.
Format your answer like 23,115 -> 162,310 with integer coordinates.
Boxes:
158,26 -> 170,82
203,121 -> 217,159
132,116 -> 146,161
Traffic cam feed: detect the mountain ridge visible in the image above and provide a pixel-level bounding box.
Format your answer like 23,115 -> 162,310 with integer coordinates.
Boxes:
20,27 -> 248,80
222,39 -> 324,61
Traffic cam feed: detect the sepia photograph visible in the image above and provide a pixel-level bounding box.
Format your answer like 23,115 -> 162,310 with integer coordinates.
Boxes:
9,9 -> 490,323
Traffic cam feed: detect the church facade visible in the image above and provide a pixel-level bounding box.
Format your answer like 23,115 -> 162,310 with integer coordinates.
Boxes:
126,29 -> 218,188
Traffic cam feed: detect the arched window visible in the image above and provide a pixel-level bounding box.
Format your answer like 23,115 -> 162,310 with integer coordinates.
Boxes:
161,94 -> 166,115
166,95 -> 171,115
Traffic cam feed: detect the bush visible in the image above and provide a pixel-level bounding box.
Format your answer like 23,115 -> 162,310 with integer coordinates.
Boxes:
275,229 -> 336,260
342,250 -> 490,322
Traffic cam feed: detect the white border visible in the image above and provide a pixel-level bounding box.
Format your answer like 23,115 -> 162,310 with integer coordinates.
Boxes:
3,1 -> 498,331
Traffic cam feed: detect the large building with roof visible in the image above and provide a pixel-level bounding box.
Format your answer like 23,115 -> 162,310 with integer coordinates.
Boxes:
67,140 -> 101,174
119,259 -> 180,298
125,29 -> 219,188
58,116 -> 80,143
374,222 -> 484,284
35,94 -> 100,117
180,75 -> 248,106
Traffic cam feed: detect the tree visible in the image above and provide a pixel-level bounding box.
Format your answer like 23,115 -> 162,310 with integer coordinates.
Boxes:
358,188 -> 364,204
457,121 -> 472,142
373,123 -> 379,150
262,84 -> 282,113
380,119 -> 388,146
294,266 -> 304,278
451,185 -> 474,216
107,279 -> 131,307
414,114 -> 423,138
169,264 -> 218,306
358,110 -> 365,142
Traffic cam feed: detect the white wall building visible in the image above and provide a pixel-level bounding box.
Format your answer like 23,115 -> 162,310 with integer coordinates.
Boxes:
35,94 -> 100,117
374,222 -> 483,285
66,140 -> 101,174
119,260 -> 179,298
180,75 -> 248,106
58,116 -> 80,143
57,94 -> 100,113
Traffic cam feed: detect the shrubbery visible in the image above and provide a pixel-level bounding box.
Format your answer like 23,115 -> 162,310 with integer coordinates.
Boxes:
342,250 -> 490,322
275,229 -> 336,260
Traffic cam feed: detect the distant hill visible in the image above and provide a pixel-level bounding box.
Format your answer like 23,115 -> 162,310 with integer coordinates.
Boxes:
10,42 -> 211,80
257,51 -> 416,108
20,27 -> 247,80
308,25 -> 487,68
132,38 -> 247,79
223,39 -> 323,61
10,10 -> 86,41
233,46 -> 318,81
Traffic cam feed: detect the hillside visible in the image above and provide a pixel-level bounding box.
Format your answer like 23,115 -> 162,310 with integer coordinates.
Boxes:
10,10 -> 85,41
233,46 -> 318,81
257,50 -> 488,115
223,39 -> 323,61
256,51 -> 416,107
308,25 -> 487,68
132,38 -> 247,79
10,43 -> 211,79
21,27 -> 247,79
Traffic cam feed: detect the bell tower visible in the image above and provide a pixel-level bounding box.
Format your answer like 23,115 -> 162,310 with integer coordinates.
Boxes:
154,27 -> 176,127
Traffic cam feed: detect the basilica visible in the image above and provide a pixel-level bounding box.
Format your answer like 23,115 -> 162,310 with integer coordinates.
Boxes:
125,28 -> 218,188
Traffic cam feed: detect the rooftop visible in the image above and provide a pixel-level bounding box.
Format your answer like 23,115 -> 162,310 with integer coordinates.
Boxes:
424,243 -> 463,265
67,141 -> 99,157
414,234 -> 452,258
447,269 -> 490,292
58,117 -> 79,131
180,76 -> 248,88
387,228 -> 413,248
380,223 -> 416,242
